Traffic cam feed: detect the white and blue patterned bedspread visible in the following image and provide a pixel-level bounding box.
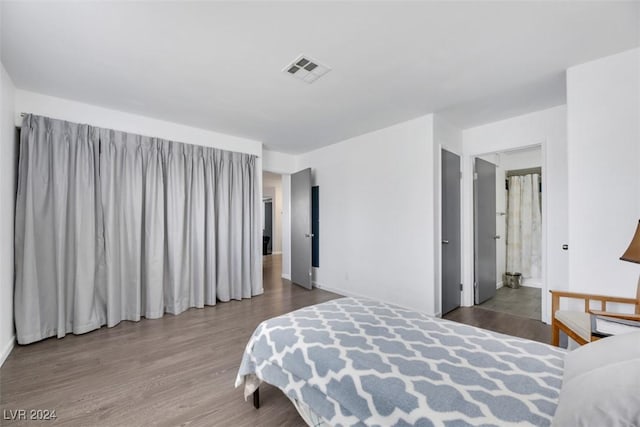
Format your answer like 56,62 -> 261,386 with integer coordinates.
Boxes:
236,297 -> 566,427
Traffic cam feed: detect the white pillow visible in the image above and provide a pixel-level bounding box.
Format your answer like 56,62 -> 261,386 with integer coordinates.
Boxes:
553,332 -> 640,427
552,359 -> 640,427
563,331 -> 640,383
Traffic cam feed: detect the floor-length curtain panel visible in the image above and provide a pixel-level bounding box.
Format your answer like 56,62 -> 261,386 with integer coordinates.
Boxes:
14,115 -> 104,344
98,132 -> 262,320
99,130 -> 167,325
15,114 -> 262,345
506,173 -> 542,279
163,142 -> 208,314
215,150 -> 261,301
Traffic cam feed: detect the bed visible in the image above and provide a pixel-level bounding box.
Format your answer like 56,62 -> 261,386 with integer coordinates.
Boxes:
235,297 -> 640,427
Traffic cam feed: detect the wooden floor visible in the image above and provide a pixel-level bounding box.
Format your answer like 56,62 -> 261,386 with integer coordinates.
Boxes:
443,306 -> 551,344
0,256 -> 339,426
1,255 -> 551,426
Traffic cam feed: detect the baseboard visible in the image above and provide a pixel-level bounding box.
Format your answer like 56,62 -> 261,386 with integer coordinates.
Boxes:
312,281 -> 346,297
0,336 -> 15,367
282,273 -> 291,280
311,280 -> 325,289
522,279 -> 542,289
498,279 -> 542,289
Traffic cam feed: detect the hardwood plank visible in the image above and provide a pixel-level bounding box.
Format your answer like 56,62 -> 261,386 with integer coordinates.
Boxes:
0,255 -> 337,426
443,306 -> 551,344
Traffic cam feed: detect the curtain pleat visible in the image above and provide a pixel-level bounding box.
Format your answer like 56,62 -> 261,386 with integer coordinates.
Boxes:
14,114 -> 261,345
142,139 -> 165,318
506,176 -> 522,274
215,153 -> 231,301
100,129 -> 144,325
203,152 -> 217,305
164,143 -> 187,313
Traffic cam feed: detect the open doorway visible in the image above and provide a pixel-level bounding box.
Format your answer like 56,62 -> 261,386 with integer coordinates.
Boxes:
474,146 -> 543,321
262,197 -> 273,255
263,171 -> 283,260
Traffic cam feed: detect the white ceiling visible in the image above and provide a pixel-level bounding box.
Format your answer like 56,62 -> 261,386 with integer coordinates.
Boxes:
2,1 -> 638,154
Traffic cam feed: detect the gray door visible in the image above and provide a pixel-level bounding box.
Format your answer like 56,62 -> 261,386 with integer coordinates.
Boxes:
291,168 -> 312,289
441,149 -> 461,315
474,158 -> 497,304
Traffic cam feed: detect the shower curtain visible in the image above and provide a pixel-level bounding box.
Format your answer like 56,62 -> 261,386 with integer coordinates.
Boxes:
506,173 -> 541,279
14,114 -> 262,345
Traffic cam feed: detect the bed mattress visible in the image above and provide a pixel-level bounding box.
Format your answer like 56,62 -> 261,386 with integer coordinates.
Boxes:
236,297 -> 566,426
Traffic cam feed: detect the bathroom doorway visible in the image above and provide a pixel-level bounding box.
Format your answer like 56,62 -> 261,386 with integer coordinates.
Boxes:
473,146 -> 543,321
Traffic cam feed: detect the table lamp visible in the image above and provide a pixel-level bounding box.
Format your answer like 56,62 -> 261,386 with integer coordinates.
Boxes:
620,220 -> 640,310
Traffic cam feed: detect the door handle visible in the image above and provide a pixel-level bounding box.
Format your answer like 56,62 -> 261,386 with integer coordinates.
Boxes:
305,233 -> 315,238
442,240 -> 449,244
493,235 -> 501,239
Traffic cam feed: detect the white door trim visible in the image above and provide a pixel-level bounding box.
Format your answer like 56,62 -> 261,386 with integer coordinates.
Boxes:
461,141 -> 550,324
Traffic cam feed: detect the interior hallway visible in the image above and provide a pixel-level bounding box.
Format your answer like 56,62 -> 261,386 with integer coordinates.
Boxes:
478,286 -> 542,320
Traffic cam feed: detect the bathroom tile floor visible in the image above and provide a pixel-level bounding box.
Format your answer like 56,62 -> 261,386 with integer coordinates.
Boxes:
478,286 -> 541,320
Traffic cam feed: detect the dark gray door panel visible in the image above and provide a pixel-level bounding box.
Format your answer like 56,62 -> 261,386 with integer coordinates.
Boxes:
441,149 -> 461,315
474,158 -> 497,304
291,168 -> 312,289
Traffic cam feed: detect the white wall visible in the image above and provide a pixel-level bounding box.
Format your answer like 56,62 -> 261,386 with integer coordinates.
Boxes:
262,149 -> 298,174
298,115 -> 438,314
0,63 -> 17,366
567,48 -> 640,303
502,149 -> 542,171
14,90 -> 262,156
434,115 -> 463,154
263,172 -> 283,254
462,105 -> 568,323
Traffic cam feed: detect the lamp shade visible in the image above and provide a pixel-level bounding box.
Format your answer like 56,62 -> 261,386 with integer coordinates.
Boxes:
620,220 -> 640,264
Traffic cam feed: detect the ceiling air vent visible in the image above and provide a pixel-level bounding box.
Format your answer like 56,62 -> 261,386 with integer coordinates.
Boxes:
283,55 -> 331,84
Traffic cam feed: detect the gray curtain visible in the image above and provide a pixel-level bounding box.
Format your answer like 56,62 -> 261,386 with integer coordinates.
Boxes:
14,115 -> 261,345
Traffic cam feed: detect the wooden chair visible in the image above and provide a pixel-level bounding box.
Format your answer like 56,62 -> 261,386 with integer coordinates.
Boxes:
550,280 -> 640,347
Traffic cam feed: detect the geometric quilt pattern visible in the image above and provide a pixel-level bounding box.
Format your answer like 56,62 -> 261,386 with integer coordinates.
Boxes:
236,297 -> 566,427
